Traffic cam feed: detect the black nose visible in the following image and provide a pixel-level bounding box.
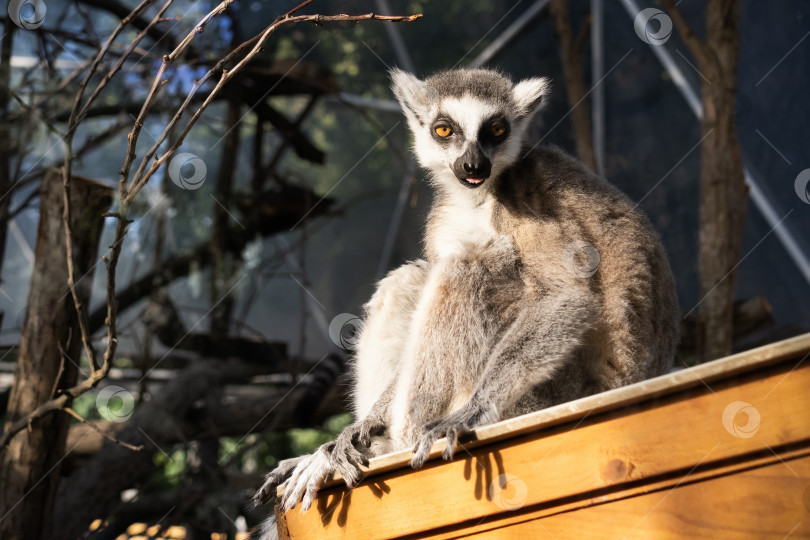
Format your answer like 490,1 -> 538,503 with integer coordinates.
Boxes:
463,161 -> 484,175
454,144 -> 491,179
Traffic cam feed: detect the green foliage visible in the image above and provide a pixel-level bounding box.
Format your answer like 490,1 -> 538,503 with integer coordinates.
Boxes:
288,412 -> 352,455
216,413 -> 353,476
71,392 -> 99,421
149,449 -> 188,489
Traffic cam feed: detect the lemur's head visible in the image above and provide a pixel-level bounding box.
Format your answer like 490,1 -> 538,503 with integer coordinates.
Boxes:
391,68 -> 549,194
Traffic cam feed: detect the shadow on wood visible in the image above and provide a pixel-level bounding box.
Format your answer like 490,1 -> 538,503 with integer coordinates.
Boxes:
278,333 -> 810,539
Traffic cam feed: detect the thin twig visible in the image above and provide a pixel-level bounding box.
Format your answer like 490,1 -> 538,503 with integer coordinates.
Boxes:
0,0 -> 420,452
76,0 -> 175,124
125,10 -> 422,200
63,407 -> 143,452
0,1 -> 161,451
60,0 -> 165,378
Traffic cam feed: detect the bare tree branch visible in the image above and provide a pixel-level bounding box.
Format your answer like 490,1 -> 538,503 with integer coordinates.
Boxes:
124,8 -> 422,200
63,407 -> 143,452
660,0 -> 711,70
0,0 -> 421,452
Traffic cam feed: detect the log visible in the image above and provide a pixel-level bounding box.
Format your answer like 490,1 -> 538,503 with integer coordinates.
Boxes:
53,353 -> 346,540
0,169 -> 112,540
141,289 -> 287,364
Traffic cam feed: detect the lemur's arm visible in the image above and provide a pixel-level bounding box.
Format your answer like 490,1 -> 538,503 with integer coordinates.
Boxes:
328,380 -> 394,481
411,288 -> 595,467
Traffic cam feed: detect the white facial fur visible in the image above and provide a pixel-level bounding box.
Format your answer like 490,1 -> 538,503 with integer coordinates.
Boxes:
391,69 -> 550,206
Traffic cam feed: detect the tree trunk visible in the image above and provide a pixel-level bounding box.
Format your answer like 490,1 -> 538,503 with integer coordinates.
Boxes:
209,97 -> 242,335
0,169 -> 112,540
0,19 -> 17,296
696,1 -> 747,361
549,0 -> 596,171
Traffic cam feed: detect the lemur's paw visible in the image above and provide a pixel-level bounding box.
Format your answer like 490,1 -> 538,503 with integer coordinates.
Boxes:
410,405 -> 492,469
356,418 -> 386,447
410,420 -> 465,468
281,446 -> 333,513
330,430 -> 368,488
253,455 -> 307,506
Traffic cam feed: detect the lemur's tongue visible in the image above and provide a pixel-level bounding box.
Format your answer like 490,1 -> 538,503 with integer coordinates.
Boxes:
466,178 -> 484,184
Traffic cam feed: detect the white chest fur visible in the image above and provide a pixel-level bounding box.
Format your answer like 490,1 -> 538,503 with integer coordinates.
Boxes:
429,195 -> 497,259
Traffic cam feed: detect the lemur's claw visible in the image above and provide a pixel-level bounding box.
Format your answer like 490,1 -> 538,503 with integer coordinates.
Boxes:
278,445 -> 335,513
253,455 -> 307,506
329,423 -> 377,487
411,406 -> 485,468
442,430 -> 458,461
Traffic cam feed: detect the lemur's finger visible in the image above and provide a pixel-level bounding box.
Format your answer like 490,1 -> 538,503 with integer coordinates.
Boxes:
411,435 -> 434,468
330,449 -> 363,486
442,429 -> 458,461
254,482 -> 275,505
341,453 -> 364,472
333,460 -> 361,488
359,422 -> 384,446
282,468 -> 305,511
301,477 -> 320,512
286,455 -> 317,508
332,439 -> 366,471
284,475 -> 308,512
254,466 -> 293,505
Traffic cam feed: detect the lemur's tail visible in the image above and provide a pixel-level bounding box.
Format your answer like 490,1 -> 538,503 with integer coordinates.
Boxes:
247,516 -> 279,540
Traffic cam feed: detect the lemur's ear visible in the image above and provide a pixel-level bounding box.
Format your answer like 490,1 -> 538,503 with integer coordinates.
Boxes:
390,68 -> 436,126
512,77 -> 551,121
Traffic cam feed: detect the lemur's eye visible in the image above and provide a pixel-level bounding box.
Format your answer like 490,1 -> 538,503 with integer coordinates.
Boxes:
435,125 -> 452,138
491,124 -> 506,137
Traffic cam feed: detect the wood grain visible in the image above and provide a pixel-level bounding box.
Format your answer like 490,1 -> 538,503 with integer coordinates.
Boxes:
280,333 -> 810,539
458,454 -> 810,539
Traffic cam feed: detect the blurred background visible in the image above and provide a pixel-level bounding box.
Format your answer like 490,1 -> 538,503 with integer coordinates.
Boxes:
0,0 -> 808,538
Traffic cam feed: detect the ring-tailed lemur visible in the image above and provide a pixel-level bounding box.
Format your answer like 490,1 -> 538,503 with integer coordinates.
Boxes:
250,68 -> 679,534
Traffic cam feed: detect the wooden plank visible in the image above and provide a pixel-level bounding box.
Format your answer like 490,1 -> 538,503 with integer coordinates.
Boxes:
282,335 -> 810,538
457,454 -> 810,539
297,332 -> 810,488
421,445 -> 810,539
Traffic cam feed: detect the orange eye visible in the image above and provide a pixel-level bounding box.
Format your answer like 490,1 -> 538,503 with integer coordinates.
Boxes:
491,124 -> 506,137
435,125 -> 452,138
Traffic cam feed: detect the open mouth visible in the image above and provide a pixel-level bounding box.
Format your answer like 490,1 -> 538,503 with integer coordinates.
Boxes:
458,176 -> 487,188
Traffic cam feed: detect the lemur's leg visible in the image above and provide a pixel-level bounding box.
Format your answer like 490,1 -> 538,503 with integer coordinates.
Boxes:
352,259 -> 430,419
255,260 -> 430,511
411,287 -> 595,467
392,237 -> 524,447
